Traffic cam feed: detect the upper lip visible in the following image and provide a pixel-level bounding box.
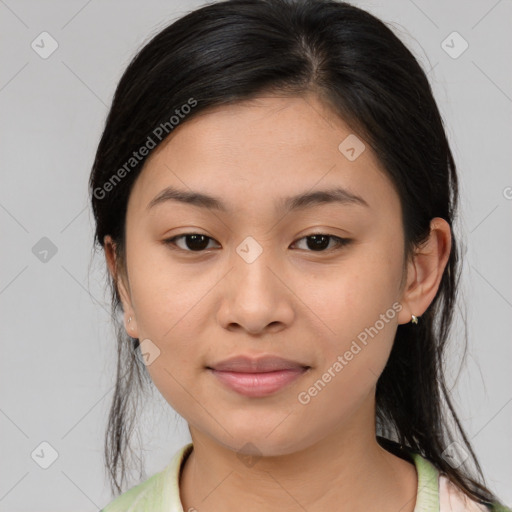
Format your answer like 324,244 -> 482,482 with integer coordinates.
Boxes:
207,355 -> 310,373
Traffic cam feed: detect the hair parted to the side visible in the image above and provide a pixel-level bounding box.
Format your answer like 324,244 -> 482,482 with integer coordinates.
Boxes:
89,0 -> 504,507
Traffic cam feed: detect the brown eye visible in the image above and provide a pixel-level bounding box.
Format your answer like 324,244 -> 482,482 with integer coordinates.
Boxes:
292,234 -> 351,252
164,233 -> 220,252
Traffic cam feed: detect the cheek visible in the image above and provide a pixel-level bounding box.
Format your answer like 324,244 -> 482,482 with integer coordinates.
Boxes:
125,242 -> 218,379
294,248 -> 401,389
294,248 -> 401,342
296,309 -> 398,428
126,239 -> 211,338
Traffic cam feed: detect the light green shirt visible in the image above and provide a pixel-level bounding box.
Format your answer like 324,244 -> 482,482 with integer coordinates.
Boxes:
101,443 -> 509,511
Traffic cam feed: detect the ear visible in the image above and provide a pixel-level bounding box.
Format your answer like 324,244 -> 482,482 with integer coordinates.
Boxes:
397,218 -> 452,325
104,235 -> 139,338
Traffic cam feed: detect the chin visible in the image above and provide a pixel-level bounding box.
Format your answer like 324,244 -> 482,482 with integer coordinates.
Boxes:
209,426 -> 318,459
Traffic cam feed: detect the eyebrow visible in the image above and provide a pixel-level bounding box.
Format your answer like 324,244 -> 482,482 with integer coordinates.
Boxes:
146,185 -> 369,213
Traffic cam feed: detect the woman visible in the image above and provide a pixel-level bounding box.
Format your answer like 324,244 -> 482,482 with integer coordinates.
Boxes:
89,0 -> 511,510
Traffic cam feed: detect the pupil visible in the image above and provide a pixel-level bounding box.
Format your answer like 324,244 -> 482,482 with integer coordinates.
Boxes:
187,234 -> 209,251
307,235 -> 329,251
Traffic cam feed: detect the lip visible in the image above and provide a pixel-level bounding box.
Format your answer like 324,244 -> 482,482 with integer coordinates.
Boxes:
207,355 -> 310,397
208,355 -> 309,372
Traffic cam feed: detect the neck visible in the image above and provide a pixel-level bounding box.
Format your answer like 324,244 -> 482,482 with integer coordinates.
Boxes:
179,398 -> 418,512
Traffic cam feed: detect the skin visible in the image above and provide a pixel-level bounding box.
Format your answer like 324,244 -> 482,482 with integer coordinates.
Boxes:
104,93 -> 451,512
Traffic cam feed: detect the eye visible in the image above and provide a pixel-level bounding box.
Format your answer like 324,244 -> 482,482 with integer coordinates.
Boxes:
291,234 -> 351,252
163,233 -> 351,253
163,233 -> 220,252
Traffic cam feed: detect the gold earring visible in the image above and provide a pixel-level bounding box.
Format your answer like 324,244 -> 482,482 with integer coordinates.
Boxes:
411,314 -> 418,324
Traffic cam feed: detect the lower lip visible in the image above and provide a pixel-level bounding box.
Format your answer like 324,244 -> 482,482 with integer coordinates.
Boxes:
209,368 -> 308,397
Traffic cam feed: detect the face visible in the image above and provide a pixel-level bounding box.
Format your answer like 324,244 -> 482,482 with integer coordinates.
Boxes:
111,93 -> 411,456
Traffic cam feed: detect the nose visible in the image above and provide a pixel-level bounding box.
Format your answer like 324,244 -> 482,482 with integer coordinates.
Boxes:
216,244 -> 295,336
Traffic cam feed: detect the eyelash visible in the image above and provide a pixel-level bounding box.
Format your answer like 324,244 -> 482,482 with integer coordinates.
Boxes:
162,233 -> 352,254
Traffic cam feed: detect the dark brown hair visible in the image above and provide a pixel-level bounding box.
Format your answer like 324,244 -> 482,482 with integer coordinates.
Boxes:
89,0 -> 506,508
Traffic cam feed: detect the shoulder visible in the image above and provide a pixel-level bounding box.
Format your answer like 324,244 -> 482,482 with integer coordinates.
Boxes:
100,470 -> 163,512
439,476 -> 512,512
409,451 -> 510,512
100,443 -> 193,512
439,475 -> 490,512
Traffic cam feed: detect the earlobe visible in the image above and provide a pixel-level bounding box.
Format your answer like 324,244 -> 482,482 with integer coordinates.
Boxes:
126,314 -> 138,338
397,255 -> 418,325
397,217 -> 452,325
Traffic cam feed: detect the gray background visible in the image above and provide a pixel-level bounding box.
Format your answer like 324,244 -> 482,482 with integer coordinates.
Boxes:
0,0 -> 510,510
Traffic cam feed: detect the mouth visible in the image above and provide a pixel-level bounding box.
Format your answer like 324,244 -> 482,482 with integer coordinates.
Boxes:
206,355 -> 311,398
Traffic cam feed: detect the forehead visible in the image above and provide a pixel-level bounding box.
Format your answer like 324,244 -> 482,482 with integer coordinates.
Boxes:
127,94 -> 400,221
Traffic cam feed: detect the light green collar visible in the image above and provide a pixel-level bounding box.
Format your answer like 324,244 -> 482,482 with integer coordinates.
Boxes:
409,451 -> 440,512
162,444 -> 442,512
102,443 -> 444,511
